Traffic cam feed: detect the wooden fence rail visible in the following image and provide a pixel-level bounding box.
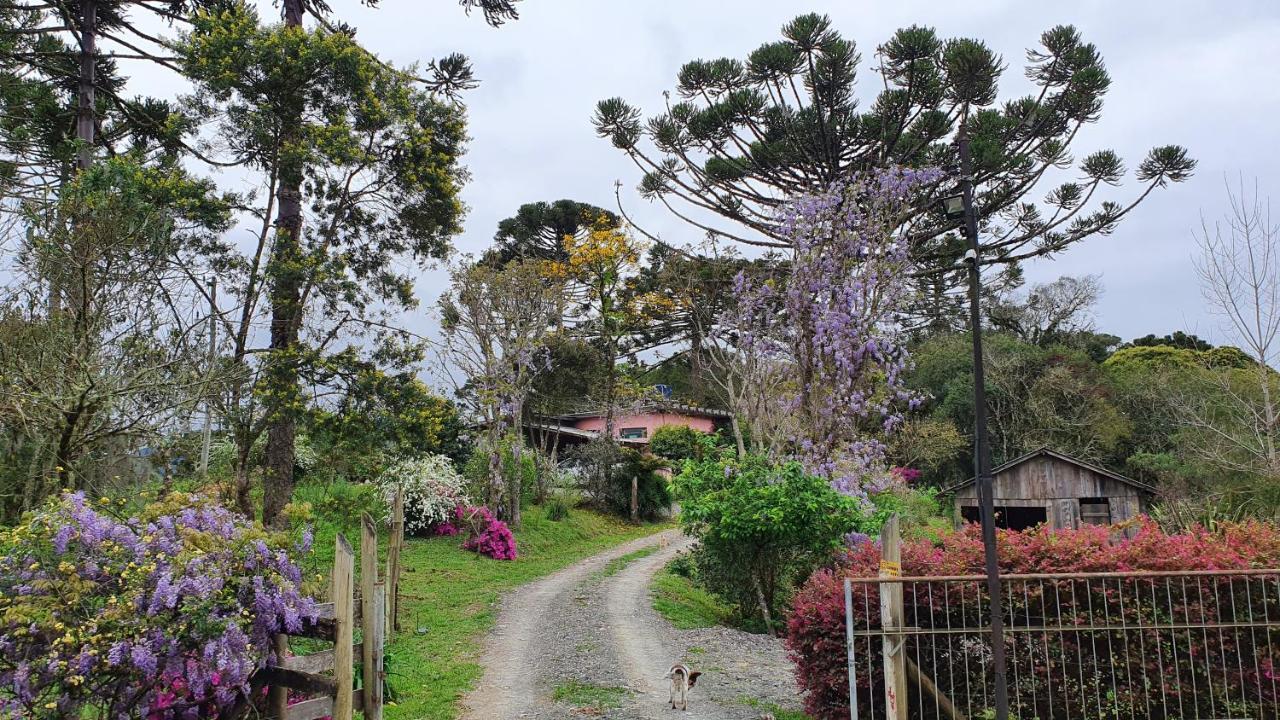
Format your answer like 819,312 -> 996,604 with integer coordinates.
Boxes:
258,510 -> 395,720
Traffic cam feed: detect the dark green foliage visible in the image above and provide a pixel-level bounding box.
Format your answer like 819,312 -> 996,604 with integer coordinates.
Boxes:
488,199 -> 616,264
1129,331 -> 1214,352
667,549 -> 696,579
545,496 -> 571,521
463,438 -> 537,508
672,456 -> 862,628
308,376 -> 468,482
603,449 -> 671,522
648,425 -> 717,464
910,331 -> 1133,483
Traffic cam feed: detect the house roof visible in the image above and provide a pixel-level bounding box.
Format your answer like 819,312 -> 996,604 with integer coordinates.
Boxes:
550,401 -> 732,421
525,421 -> 648,446
944,447 -> 1156,495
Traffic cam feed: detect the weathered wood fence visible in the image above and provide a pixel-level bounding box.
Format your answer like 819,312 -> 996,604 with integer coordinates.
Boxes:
259,495 -> 406,720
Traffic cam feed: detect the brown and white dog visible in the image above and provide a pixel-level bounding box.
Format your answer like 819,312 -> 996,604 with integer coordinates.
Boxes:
664,663 -> 702,711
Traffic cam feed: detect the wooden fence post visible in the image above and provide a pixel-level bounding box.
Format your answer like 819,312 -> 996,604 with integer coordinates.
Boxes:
880,515 -> 906,720
360,513 -> 379,716
367,582 -> 386,720
267,633 -> 289,718
387,487 -> 404,635
333,534 -> 355,720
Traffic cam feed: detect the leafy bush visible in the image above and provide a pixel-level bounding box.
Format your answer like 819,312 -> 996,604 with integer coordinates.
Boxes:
667,549 -> 696,579
455,506 -> 518,560
0,492 -> 316,719
649,425 -> 717,464
545,496 -> 571,521
376,454 -> 469,536
864,486 -> 951,541
672,456 -> 862,630
610,448 -> 673,521
786,520 -> 1280,720
462,437 -> 538,506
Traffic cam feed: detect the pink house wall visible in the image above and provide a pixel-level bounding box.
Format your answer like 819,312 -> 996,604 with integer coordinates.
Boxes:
572,412 -> 715,439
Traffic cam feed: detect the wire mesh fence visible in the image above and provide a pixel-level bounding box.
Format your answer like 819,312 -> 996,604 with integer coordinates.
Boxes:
845,569 -> 1280,719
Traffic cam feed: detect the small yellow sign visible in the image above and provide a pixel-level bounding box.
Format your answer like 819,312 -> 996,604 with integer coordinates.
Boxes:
879,560 -> 902,577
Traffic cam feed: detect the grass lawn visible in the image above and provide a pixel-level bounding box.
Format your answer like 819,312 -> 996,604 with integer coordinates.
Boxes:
650,564 -> 735,630
552,680 -> 631,712
739,697 -> 814,720
293,482 -> 668,719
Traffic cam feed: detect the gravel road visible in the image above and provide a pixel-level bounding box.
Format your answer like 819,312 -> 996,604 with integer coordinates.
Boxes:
458,529 -> 804,719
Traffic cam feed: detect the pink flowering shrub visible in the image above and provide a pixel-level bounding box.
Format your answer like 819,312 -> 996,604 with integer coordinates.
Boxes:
0,492 -> 317,719
787,520 -> 1280,719
455,506 -> 517,560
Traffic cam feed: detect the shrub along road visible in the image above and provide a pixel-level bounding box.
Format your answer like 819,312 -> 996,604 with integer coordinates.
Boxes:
459,529 -> 804,719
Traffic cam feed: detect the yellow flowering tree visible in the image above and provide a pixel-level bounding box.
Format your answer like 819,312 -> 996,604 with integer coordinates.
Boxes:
549,217 -> 655,520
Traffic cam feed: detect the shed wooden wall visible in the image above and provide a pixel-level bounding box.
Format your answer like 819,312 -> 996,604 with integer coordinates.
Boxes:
952,455 -> 1147,530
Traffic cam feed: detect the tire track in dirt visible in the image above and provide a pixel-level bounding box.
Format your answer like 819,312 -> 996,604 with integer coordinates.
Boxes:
459,528 -> 801,719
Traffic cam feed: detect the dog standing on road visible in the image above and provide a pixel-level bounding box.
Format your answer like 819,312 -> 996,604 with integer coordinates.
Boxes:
665,663 -> 701,711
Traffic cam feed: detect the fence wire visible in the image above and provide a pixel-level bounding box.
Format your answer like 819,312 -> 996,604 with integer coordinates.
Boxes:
845,569 -> 1280,719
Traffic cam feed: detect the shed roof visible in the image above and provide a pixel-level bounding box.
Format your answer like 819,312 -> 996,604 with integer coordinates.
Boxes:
944,447 -> 1155,495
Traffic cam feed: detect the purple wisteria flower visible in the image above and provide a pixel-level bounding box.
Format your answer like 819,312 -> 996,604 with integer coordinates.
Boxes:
727,166 -> 940,496
0,492 -> 319,719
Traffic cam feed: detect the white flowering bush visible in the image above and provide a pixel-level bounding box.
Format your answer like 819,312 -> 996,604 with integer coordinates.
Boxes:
375,455 -> 470,535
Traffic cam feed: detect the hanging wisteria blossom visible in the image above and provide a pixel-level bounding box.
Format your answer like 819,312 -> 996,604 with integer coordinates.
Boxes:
729,166 -> 940,498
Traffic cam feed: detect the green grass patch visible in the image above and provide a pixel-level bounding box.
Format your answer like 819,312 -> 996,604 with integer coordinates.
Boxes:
552,680 -> 631,711
650,563 -> 734,630
739,696 -> 814,719
293,481 -> 669,720
595,544 -> 659,579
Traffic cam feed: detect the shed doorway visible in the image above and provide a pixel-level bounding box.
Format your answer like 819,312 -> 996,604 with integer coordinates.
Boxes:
960,505 -> 1047,531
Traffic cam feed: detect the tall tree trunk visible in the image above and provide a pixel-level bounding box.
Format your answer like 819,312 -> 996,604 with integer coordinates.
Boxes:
487,427 -> 504,515
730,416 -> 746,460
689,327 -> 704,401
508,439 -> 522,530
21,439 -> 46,513
751,571 -> 775,635
507,399 -> 523,528
234,441 -> 253,516
261,0 -> 307,527
75,0 -> 97,172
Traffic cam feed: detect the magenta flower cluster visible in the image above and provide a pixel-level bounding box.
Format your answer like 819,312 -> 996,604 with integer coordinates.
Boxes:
730,166 -> 940,499
455,505 -> 517,560
0,492 -> 317,719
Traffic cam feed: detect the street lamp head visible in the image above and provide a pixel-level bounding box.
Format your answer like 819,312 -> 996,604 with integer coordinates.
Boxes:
941,193 -> 966,219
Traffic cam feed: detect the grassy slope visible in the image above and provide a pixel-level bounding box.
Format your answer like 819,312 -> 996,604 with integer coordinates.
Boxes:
294,482 -> 667,720
650,565 -> 734,630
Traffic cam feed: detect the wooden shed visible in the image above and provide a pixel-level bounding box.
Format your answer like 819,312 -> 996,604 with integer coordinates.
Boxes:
946,447 -> 1154,532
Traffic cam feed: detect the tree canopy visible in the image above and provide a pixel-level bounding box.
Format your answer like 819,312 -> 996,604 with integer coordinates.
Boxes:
593,15 -> 1195,288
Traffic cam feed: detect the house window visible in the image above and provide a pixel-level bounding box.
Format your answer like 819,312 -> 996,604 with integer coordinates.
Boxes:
1079,498 -> 1111,526
619,427 -> 647,440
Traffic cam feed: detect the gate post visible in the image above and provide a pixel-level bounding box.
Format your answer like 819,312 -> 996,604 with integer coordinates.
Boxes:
879,515 -> 906,720
844,577 -> 858,720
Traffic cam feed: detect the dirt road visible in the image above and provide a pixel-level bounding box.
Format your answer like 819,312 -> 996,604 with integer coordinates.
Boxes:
458,529 -> 803,719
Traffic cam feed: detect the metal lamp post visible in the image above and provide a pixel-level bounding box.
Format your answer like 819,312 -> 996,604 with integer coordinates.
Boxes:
942,132 -> 1010,720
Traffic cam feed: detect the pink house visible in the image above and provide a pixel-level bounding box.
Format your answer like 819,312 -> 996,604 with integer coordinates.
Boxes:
529,402 -> 731,452
570,408 -> 718,441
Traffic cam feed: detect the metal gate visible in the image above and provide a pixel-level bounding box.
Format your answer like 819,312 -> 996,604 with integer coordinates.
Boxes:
844,569 -> 1280,719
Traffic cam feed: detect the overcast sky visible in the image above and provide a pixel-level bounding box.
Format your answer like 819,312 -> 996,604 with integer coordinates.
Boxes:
200,1 -> 1280,346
